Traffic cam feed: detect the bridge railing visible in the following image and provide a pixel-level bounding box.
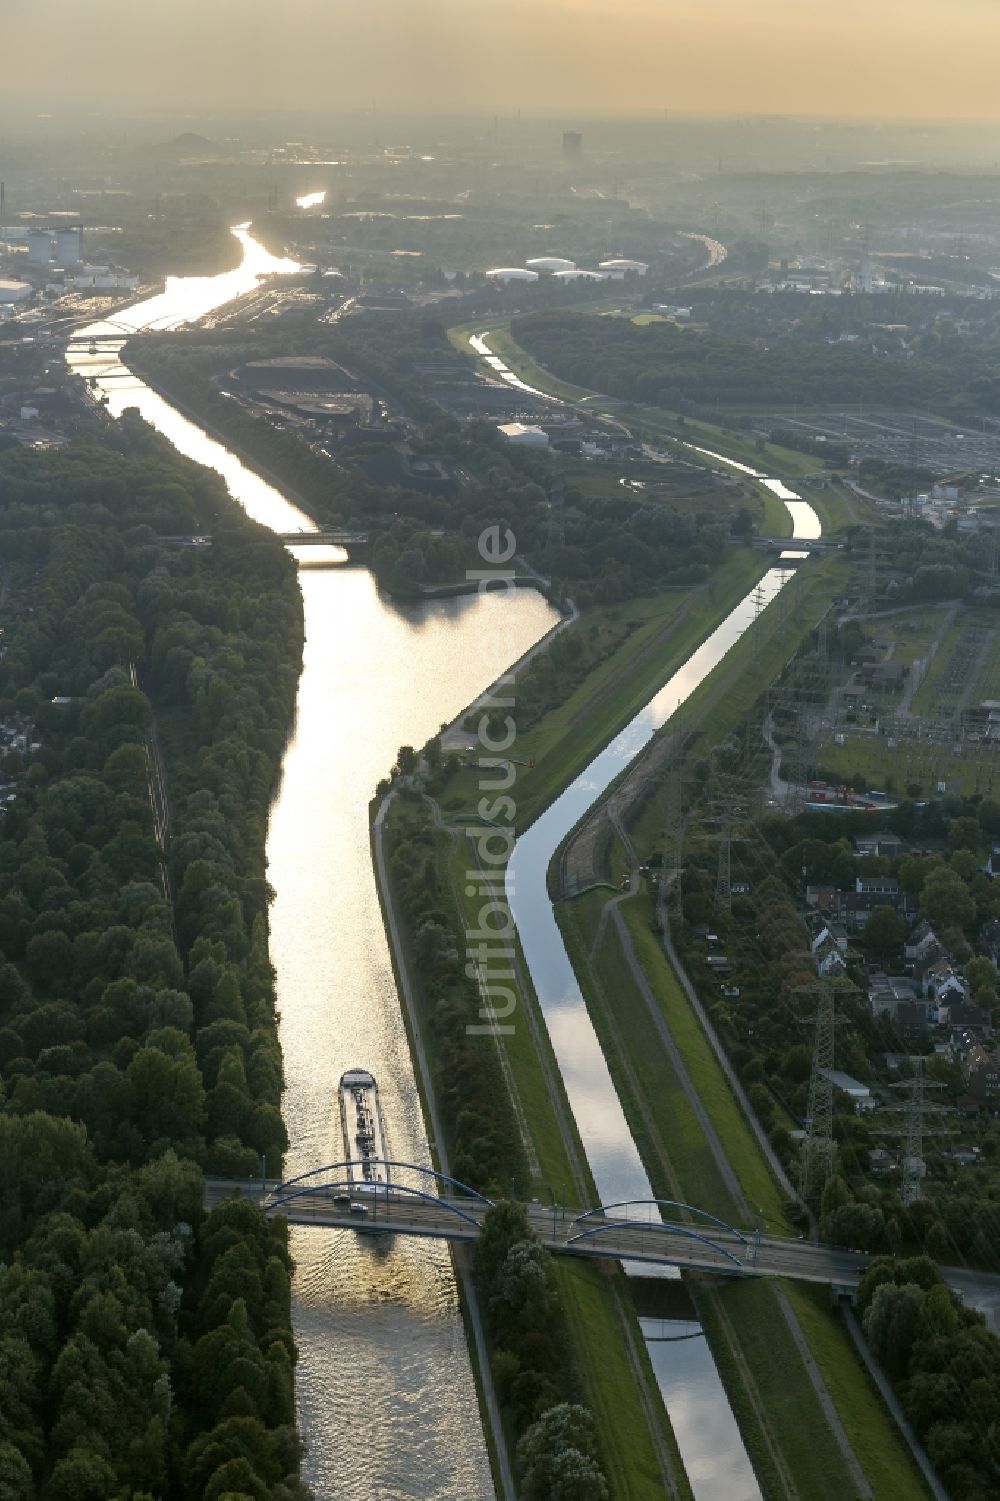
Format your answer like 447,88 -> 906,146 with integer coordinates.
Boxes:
566,1219 -> 745,1270
572,1198 -> 748,1245
263,1158 -> 494,1211
264,1178 -> 485,1230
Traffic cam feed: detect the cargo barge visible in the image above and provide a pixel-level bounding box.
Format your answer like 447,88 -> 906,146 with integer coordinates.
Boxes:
338,1068 -> 390,1190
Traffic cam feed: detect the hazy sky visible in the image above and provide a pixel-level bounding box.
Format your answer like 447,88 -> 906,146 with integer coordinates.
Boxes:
7,0 -> 1000,120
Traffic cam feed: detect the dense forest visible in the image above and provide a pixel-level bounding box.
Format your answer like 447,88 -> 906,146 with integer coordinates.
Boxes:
0,419 -> 309,1498
858,1256 -> 1000,1501
127,316 -> 738,606
512,308 -> 1000,417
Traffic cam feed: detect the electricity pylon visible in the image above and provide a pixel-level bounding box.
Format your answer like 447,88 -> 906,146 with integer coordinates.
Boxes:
798,984 -> 837,1207
891,1059 -> 951,1206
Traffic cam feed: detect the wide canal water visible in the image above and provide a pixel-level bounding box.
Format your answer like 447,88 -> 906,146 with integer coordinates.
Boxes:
68,231 -> 559,1499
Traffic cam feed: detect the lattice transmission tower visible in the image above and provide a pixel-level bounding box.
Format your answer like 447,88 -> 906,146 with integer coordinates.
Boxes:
798,984 -> 838,1207
892,1059 -> 951,1207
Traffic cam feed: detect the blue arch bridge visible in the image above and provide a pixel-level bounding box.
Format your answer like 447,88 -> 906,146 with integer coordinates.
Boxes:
204,1159 -> 874,1288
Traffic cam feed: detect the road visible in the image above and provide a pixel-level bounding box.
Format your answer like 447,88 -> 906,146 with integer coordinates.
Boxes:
206,1178 -> 1000,1324
202,1177 -> 871,1283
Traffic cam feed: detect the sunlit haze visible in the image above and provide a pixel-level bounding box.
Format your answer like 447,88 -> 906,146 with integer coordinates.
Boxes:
5,0 -> 1000,120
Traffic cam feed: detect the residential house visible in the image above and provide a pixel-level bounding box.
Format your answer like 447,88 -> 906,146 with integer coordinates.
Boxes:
868,1147 -> 897,1176
962,1045 -> 1000,1113
921,956 -> 969,1010
980,919 -> 1000,963
856,876 -> 900,898
806,884 -> 843,914
905,922 -> 940,966
818,1067 -> 876,1112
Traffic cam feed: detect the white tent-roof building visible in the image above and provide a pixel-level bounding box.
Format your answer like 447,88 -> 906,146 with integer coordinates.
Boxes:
599,258 -> 648,277
552,268 -> 606,282
485,266 -> 539,283
526,256 -> 577,273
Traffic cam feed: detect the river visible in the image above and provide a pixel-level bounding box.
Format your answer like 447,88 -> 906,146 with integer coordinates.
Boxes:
67,230 -> 559,1499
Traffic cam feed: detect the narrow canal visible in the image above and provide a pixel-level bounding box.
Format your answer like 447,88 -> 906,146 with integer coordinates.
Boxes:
484,334 -> 822,1501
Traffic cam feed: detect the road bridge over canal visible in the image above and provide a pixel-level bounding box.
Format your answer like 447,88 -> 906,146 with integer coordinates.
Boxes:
204,1162 -> 872,1286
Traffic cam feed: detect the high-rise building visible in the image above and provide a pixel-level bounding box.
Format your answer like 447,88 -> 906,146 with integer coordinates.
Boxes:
562,131 -> 582,159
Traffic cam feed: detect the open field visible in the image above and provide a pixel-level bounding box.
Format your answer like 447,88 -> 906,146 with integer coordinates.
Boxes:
696,1279 -> 933,1501
559,890 -> 750,1226
619,894 -> 791,1230
814,731 -> 1000,800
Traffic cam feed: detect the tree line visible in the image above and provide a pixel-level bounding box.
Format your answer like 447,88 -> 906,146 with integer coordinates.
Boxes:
0,416 -> 309,1498
512,308 -> 1000,418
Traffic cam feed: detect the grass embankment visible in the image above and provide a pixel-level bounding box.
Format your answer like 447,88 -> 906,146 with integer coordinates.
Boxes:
558,890 -> 753,1227
439,553 -> 770,836
383,795 -> 690,1501
782,1284 -> 934,1500
694,1280 -> 932,1501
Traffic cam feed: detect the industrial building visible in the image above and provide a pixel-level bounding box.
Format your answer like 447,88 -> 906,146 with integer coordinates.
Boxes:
553,268 -> 606,282
485,267 -> 539,283
0,279 -> 32,304
27,231 -> 52,266
497,421 -> 549,446
24,226 -> 85,267
55,228 -> 83,267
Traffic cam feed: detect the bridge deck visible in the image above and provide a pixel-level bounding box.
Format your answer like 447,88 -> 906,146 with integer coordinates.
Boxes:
203,1180 -> 868,1284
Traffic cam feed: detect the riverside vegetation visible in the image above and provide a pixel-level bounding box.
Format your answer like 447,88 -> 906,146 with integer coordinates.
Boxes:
0,417 -> 309,1499
125,311 -> 749,604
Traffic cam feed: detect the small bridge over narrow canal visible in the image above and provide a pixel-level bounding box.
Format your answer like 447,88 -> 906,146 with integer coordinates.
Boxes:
752,536 -> 842,555
159,530 -> 370,553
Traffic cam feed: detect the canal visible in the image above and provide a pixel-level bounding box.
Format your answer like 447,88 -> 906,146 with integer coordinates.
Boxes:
68,231 -> 558,1499
70,229 -> 819,1501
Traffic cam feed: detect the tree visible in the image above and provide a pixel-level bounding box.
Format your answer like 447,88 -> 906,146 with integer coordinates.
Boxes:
948,816 -> 983,854
0,1445 -> 32,1501
395,744 -> 417,777
863,905 -> 906,957
863,1281 -> 925,1380
127,1042 -> 206,1149
965,956 -> 997,999
517,1404 -> 609,1501
921,868 -> 976,933
47,1450 -> 119,1501
476,1201 -> 533,1290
